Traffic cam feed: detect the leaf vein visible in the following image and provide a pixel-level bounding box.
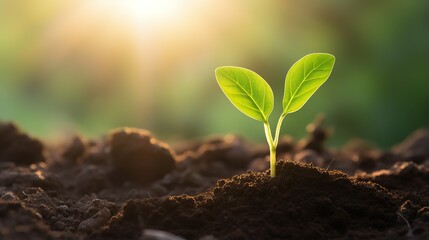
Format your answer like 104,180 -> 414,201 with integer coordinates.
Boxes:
284,56 -> 332,113
221,71 -> 267,120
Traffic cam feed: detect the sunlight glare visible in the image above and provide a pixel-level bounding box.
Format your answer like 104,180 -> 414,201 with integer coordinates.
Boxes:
89,0 -> 187,28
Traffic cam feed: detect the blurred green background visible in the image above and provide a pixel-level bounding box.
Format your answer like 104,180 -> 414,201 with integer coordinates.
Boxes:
0,0 -> 428,147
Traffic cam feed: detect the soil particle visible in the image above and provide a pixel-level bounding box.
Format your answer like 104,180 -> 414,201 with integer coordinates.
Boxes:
107,161 -> 401,240
297,115 -> 330,153
398,200 -> 420,221
110,128 -> 176,185
76,197 -> 118,220
78,207 -> 111,233
418,207 -> 429,221
61,136 -> 86,165
0,192 -> 19,202
393,129 -> 429,161
0,122 -> 45,165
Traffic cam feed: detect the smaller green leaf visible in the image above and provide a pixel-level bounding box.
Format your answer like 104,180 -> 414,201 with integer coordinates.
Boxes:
282,53 -> 335,115
215,66 -> 274,122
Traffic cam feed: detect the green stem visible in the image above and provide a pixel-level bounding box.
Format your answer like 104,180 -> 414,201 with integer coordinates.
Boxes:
273,113 -> 286,147
269,145 -> 276,178
264,113 -> 287,178
264,122 -> 276,177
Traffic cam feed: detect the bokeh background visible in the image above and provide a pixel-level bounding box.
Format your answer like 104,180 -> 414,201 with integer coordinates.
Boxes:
0,0 -> 428,148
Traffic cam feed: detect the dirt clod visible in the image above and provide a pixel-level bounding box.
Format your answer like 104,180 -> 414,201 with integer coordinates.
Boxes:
78,207 -> 111,233
61,136 -> 86,165
0,122 -> 44,165
110,128 -> 176,185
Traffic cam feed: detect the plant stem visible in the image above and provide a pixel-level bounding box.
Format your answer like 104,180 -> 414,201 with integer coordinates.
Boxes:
269,144 -> 276,178
273,113 -> 286,147
264,113 -> 287,178
264,122 -> 276,177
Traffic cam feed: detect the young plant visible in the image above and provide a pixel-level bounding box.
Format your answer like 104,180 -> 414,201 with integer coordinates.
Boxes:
215,53 -> 335,177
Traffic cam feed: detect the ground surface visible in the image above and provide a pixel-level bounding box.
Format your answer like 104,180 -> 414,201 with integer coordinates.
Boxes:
0,119 -> 429,240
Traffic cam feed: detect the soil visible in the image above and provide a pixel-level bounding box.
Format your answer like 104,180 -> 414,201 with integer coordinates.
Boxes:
0,119 -> 429,240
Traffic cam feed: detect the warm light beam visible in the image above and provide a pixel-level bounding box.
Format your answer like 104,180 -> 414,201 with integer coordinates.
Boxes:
88,0 -> 187,28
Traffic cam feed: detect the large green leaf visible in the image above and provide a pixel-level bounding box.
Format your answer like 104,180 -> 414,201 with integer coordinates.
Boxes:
215,66 -> 274,122
282,53 -> 335,114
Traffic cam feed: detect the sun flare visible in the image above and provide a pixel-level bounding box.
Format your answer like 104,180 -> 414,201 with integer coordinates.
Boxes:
88,0 -> 189,28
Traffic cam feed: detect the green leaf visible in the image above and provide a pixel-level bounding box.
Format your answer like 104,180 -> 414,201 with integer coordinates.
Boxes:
215,66 -> 274,122
282,53 -> 335,114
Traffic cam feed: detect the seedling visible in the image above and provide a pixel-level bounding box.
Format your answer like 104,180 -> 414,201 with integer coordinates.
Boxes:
215,53 -> 335,177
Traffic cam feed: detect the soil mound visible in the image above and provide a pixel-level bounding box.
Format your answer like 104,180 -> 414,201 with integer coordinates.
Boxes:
107,161 -> 401,240
0,123 -> 44,165
110,128 -> 176,185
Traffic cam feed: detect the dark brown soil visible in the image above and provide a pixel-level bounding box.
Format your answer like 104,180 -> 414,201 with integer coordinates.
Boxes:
105,161 -> 401,240
0,120 -> 429,240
